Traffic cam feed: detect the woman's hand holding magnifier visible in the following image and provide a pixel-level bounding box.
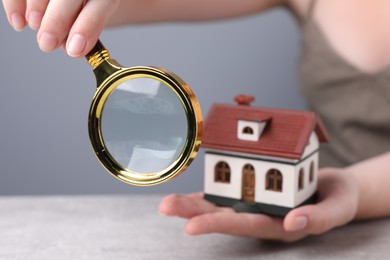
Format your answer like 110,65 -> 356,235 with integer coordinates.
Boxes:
2,0 -> 120,57
3,0 -> 204,186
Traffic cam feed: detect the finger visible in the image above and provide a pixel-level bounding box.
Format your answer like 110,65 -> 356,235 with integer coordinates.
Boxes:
37,0 -> 85,52
159,194 -> 227,218
66,0 -> 121,57
186,192 -> 205,199
2,0 -> 27,31
26,0 -> 50,30
284,169 -> 359,234
186,211 -> 306,242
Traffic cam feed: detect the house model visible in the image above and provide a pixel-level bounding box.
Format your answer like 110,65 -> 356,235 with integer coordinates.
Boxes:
202,95 -> 329,217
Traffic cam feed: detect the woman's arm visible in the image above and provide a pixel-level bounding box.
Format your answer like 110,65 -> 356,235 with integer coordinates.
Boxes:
108,0 -> 287,26
2,0 -> 287,57
347,152 -> 390,220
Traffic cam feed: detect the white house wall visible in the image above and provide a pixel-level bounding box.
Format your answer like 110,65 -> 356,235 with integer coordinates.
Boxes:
301,132 -> 320,159
204,153 -> 298,208
294,131 -> 319,205
294,152 -> 319,205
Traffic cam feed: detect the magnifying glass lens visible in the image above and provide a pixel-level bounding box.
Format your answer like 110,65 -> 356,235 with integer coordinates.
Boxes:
101,77 -> 188,174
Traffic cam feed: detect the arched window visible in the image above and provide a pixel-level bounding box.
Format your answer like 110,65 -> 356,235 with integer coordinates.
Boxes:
243,126 -> 254,134
298,168 -> 304,190
215,161 -> 231,183
309,161 -> 315,183
266,169 -> 283,192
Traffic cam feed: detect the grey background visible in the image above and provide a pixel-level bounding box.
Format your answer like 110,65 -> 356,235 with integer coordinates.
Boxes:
0,8 -> 306,195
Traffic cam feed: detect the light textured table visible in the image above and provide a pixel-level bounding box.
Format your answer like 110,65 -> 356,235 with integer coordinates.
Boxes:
0,195 -> 389,260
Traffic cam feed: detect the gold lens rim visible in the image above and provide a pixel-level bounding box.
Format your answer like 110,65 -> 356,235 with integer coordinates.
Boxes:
88,65 -> 202,186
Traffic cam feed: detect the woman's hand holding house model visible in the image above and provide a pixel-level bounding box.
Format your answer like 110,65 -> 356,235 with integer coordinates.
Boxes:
159,152 -> 390,242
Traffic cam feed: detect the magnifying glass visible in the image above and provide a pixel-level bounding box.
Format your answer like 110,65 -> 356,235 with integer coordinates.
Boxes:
85,40 -> 202,186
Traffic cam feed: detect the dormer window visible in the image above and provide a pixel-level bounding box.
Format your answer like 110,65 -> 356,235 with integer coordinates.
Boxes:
237,120 -> 267,141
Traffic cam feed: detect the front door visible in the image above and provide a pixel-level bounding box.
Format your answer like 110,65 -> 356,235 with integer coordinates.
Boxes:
242,164 -> 255,203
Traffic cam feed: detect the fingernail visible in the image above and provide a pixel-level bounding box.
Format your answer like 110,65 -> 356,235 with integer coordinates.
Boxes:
28,11 -> 42,30
67,34 -> 87,57
11,13 -> 26,31
290,216 -> 308,231
159,211 -> 169,216
39,32 -> 59,52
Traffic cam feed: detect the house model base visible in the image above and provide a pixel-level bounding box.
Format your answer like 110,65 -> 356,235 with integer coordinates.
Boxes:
205,192 -> 317,217
202,95 -> 329,218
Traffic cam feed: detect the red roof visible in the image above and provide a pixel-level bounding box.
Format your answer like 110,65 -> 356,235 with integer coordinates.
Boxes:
202,104 -> 329,160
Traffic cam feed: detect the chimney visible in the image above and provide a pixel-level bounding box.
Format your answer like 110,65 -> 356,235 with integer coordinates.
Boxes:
234,95 -> 255,106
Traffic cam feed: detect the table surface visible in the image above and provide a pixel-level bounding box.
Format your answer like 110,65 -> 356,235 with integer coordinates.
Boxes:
0,195 -> 389,260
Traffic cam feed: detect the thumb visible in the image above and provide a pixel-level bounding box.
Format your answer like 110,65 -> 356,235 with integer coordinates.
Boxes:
283,194 -> 356,235
283,203 -> 345,235
284,170 -> 359,234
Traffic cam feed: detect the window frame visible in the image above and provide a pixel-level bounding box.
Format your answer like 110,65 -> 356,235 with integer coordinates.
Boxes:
298,168 -> 304,191
265,169 -> 283,192
214,161 -> 231,183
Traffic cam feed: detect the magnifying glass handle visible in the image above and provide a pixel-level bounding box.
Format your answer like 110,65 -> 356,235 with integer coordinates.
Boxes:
85,40 -> 122,87
85,40 -> 106,62
85,40 -> 111,68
